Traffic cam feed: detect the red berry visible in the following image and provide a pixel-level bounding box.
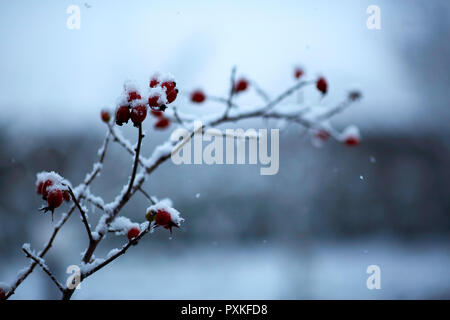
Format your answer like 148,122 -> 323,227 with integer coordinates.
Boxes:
151,109 -> 163,117
131,105 -> 147,126
127,91 -> 142,102
115,106 -> 131,126
166,89 -> 178,104
316,77 -> 328,95
37,181 -> 44,195
154,210 -> 171,227
42,180 -> 53,199
0,288 -> 6,300
149,77 -> 160,88
294,68 -> 304,79
101,110 -> 111,123
161,81 -> 176,93
234,78 -> 248,93
315,130 -> 330,141
345,136 -> 360,146
127,227 -> 140,241
47,189 -> 63,209
148,94 -> 162,107
155,117 -> 170,129
62,190 -> 71,202
191,90 -> 206,103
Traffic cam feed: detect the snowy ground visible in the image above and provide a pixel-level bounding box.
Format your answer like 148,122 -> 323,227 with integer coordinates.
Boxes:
6,238 -> 450,299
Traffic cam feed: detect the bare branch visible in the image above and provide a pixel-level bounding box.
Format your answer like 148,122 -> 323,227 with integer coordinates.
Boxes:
316,97 -> 353,121
126,124 -> 144,197
262,80 -> 313,113
138,187 -> 156,205
249,79 -> 270,103
224,66 -> 237,118
208,95 -> 240,109
68,187 -> 93,242
172,107 -> 185,126
107,123 -> 145,167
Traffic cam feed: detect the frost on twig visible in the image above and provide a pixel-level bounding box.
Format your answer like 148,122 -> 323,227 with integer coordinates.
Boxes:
22,244 -> 64,293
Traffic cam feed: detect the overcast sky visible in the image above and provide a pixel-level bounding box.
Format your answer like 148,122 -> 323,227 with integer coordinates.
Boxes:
0,0 -> 446,133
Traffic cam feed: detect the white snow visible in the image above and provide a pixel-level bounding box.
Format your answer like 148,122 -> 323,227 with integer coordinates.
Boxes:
85,188 -> 105,209
339,125 -> 360,141
107,248 -> 121,259
110,216 -> 139,235
80,258 -> 105,274
91,232 -> 101,241
151,72 -> 175,84
140,221 -> 150,231
35,171 -> 71,192
130,98 -> 147,108
143,141 -> 174,168
123,79 -> 139,93
94,214 -> 108,237
22,243 -> 31,252
148,87 -> 168,105
0,282 -> 11,292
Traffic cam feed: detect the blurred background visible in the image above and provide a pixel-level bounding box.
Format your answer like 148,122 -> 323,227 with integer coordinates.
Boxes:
0,0 -> 449,299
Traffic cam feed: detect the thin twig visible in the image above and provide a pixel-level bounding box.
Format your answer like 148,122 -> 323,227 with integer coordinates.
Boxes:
22,247 -> 64,293
224,66 -> 237,118
68,187 -> 93,243
208,95 -> 240,109
262,80 -> 313,113
126,124 -> 144,197
107,123 -> 145,167
138,187 -> 156,205
249,79 -> 270,103
172,107 -> 185,127
316,97 -> 352,121
84,194 -> 106,212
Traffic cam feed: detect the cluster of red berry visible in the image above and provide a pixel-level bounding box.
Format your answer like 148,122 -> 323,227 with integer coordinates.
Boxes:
107,75 -> 177,129
36,173 -> 71,214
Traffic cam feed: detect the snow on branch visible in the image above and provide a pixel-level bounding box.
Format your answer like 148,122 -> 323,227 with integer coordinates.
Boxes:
22,244 -> 64,293
5,67 -> 361,300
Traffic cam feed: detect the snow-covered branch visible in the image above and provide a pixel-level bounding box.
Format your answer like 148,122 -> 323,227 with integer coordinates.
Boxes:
5,132 -> 111,299
22,245 -> 64,293
5,67 -> 361,300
